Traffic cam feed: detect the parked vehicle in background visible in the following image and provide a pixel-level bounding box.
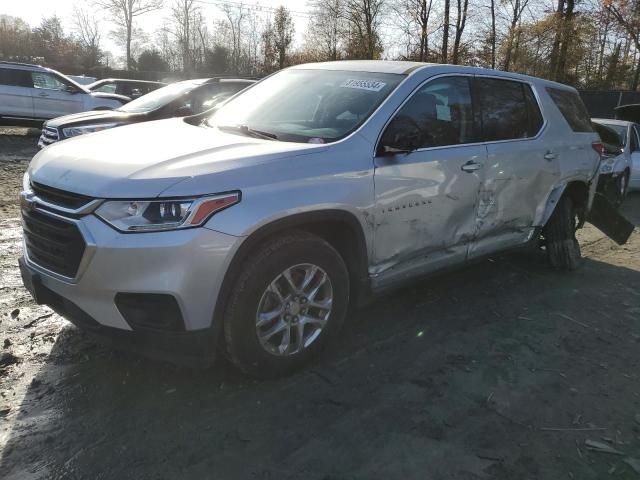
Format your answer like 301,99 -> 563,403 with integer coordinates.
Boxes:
87,78 -> 166,100
67,75 -> 97,85
38,77 -> 255,147
592,118 -> 638,203
0,62 -> 128,124
22,61 -> 614,377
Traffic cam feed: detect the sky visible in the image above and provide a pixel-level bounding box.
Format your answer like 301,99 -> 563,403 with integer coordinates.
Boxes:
0,0 -> 312,65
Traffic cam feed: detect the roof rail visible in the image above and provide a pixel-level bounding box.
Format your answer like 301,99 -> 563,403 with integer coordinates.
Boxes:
0,61 -> 41,68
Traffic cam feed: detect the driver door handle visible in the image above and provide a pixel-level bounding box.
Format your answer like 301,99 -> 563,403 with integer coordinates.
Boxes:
461,160 -> 483,172
38,92 -> 49,97
544,151 -> 557,161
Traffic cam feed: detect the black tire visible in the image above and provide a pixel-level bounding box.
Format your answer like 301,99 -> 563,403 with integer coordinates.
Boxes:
613,171 -> 629,208
223,231 -> 350,378
543,195 -> 583,271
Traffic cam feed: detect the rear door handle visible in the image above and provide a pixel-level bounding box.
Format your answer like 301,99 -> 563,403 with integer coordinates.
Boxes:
461,161 -> 482,172
38,92 -> 49,97
544,151 -> 557,161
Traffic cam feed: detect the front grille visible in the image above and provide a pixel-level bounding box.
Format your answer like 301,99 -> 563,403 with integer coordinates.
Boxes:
22,209 -> 86,278
31,182 -> 93,210
38,126 -> 60,148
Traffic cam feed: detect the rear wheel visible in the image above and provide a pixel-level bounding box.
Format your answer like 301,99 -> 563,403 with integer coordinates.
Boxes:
223,231 -> 349,378
543,195 -> 583,271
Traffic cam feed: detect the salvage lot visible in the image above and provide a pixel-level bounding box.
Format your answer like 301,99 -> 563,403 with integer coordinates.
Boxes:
1,128 -> 640,479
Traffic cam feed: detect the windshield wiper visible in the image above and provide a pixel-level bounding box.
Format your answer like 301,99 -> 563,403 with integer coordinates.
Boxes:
218,124 -> 278,140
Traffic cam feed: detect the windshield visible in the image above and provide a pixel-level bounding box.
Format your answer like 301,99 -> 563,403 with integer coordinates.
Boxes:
118,80 -> 200,113
598,122 -> 627,146
209,69 -> 405,143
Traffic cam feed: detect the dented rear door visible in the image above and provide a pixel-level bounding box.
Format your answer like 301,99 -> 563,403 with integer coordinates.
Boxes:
468,76 -> 560,259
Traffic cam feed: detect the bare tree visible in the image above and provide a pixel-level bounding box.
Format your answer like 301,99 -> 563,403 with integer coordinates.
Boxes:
94,0 -> 163,70
502,0 -> 530,71
345,0 -> 384,59
272,6 -> 294,69
170,0 -> 199,72
442,0 -> 450,61
390,0 -> 434,61
452,0 -> 469,64
606,0 -> 640,89
73,4 -> 103,67
307,0 -> 346,61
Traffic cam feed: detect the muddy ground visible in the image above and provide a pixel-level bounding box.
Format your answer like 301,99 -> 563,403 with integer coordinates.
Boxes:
1,127 -> 640,479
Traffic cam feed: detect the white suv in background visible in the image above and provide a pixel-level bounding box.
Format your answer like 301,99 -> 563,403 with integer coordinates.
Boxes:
0,62 -> 128,122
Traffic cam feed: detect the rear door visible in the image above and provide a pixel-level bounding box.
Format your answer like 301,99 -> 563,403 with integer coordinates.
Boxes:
0,68 -> 35,118
469,76 -> 559,258
31,71 -> 83,118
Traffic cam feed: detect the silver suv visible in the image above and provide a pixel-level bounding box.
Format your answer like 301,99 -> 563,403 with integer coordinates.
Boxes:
19,61 -> 609,376
0,62 -> 127,122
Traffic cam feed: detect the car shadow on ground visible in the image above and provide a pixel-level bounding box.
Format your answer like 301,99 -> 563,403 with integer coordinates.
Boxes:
2,195 -> 640,479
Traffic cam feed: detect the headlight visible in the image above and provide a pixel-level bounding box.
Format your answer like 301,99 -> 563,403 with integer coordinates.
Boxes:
62,123 -> 120,138
22,171 -> 32,193
599,157 -> 615,173
95,192 -> 240,232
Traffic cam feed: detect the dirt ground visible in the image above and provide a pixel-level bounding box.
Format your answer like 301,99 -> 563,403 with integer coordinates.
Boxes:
1,127 -> 640,480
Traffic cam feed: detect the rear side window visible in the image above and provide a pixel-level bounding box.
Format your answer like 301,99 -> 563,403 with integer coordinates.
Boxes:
476,77 -> 536,141
0,68 -> 33,88
546,87 -> 594,132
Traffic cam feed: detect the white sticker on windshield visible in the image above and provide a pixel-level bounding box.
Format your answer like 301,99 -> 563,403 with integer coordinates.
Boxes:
340,79 -> 387,92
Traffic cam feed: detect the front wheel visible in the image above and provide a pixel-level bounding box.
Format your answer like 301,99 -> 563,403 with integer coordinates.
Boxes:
542,195 -> 583,271
223,231 -> 350,378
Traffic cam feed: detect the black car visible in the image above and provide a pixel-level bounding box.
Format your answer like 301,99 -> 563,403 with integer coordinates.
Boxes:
38,78 -> 255,147
87,78 -> 166,100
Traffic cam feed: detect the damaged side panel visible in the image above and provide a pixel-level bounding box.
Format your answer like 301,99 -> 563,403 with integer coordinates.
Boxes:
371,145 -> 485,288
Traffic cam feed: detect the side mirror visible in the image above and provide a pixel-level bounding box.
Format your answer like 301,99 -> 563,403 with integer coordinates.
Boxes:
379,116 -> 422,155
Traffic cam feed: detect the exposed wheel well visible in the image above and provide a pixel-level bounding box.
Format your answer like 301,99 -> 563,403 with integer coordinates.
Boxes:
562,181 -> 589,226
211,211 -> 370,346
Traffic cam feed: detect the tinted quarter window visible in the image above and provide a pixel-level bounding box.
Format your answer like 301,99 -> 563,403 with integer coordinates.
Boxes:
546,87 -> 594,132
0,69 -> 33,87
387,76 -> 475,149
476,78 -> 530,141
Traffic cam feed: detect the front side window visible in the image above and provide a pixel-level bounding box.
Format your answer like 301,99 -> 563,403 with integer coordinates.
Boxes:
546,87 -> 594,133
476,78 -> 533,141
210,70 -> 405,143
381,76 -> 475,150
32,72 -> 68,90
0,68 -> 33,88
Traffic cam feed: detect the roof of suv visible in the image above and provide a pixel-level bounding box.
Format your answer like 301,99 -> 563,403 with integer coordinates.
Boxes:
0,61 -> 49,71
291,60 -> 574,90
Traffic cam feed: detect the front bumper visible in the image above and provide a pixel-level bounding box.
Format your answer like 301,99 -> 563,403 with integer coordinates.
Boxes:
21,207 -> 240,363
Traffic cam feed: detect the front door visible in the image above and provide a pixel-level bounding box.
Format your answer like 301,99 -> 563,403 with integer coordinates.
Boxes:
372,75 -> 485,287
30,71 -> 83,118
468,76 -> 560,258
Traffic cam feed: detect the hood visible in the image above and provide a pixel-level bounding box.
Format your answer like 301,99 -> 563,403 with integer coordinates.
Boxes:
46,110 -> 134,128
90,91 -> 131,103
29,118 -> 327,198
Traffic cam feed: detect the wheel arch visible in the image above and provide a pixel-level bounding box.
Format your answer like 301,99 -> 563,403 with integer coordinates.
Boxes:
540,180 -> 590,227
210,209 -> 370,348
